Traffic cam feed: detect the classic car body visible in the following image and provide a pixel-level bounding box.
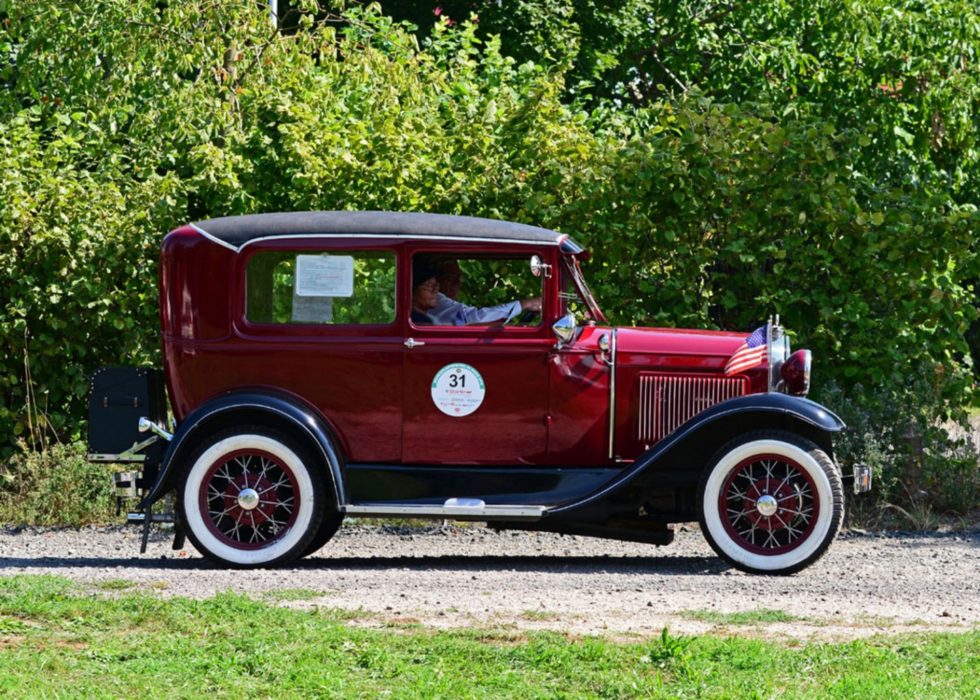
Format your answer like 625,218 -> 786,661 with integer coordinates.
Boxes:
88,211 -> 871,574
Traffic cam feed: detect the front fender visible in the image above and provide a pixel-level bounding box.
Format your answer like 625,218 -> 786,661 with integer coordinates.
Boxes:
138,390 -> 346,509
548,393 -> 844,517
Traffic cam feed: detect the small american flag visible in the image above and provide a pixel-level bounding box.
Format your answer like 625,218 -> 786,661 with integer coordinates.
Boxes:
724,325 -> 767,376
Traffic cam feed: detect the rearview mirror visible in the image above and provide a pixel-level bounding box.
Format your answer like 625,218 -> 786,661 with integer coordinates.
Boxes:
530,255 -> 552,278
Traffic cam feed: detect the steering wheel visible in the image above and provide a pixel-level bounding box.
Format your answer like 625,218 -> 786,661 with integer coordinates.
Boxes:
508,309 -> 539,325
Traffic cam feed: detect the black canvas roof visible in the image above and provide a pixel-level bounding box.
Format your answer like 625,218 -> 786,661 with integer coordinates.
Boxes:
190,211 -> 573,251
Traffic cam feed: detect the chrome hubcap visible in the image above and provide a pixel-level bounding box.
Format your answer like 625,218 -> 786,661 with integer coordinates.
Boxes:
237,487 -> 260,511
756,494 -> 778,517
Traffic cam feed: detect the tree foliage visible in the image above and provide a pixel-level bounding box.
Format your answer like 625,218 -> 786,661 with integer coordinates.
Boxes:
385,1 -> 980,197
0,1 -> 976,510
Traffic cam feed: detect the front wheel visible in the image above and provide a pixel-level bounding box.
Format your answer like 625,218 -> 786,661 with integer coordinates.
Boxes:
698,431 -> 843,575
179,426 -> 326,567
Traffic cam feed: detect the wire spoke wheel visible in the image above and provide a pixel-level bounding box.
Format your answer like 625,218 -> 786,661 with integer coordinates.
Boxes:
698,431 -> 843,575
180,427 -> 327,567
719,454 -> 818,555
199,449 -> 300,550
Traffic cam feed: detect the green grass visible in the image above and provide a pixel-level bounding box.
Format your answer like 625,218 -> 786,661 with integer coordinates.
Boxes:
520,609 -> 562,622
92,578 -> 137,592
680,608 -> 803,625
0,576 -> 977,698
261,587 -> 330,602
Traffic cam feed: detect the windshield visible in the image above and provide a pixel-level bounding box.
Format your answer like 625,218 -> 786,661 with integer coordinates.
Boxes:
560,256 -> 607,324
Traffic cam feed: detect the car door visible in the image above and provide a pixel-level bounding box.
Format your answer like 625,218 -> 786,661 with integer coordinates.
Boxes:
235,242 -> 404,463
401,249 -> 553,465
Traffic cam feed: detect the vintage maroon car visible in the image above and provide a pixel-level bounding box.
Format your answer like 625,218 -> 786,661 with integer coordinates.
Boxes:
88,211 -> 870,574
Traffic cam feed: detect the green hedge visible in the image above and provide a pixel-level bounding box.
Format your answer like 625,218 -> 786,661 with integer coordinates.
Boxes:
0,2 -> 976,514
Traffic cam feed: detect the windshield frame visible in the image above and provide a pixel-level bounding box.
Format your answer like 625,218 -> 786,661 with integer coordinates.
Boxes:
561,255 -> 607,324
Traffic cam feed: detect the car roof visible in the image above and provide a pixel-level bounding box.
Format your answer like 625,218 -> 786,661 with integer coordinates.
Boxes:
190,211 -> 582,252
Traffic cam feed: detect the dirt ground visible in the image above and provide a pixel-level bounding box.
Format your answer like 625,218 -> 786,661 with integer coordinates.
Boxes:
1,523 -> 977,641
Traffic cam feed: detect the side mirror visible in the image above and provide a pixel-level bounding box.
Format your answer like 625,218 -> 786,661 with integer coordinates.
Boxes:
552,313 -> 577,346
530,254 -> 552,278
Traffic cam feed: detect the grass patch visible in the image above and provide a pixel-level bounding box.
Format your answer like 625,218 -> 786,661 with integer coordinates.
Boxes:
681,608 -> 803,625
262,587 -> 329,602
93,579 -> 136,592
520,609 -> 561,622
0,575 -> 977,698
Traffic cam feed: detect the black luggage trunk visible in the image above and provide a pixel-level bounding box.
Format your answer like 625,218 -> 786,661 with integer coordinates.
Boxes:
87,366 -> 167,459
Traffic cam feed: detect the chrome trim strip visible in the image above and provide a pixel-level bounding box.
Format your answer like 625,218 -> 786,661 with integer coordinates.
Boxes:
188,223 -> 239,252
343,504 -> 545,519
607,327 -> 618,460
190,226 -> 562,254
240,233 -> 553,251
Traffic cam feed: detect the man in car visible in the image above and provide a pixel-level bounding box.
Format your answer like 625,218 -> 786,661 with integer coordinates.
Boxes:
410,260 -> 441,325
427,258 -> 541,325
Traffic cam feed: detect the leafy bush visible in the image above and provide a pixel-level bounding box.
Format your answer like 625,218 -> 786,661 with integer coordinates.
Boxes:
0,443 -> 118,526
820,378 -> 979,520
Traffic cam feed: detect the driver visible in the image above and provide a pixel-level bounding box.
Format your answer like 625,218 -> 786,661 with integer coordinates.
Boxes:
410,260 -> 441,325
426,258 -> 541,326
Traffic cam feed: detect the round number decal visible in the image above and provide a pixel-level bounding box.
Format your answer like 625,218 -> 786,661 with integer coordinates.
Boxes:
431,363 -> 486,417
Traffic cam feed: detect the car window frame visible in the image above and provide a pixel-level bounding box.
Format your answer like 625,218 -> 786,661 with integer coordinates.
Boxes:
403,245 -> 555,339
234,238 -> 402,338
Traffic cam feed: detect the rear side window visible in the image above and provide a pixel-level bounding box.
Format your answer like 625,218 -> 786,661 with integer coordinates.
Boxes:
246,251 -> 396,325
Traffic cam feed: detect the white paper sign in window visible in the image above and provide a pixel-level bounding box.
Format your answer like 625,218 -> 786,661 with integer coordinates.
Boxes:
294,255 -> 354,297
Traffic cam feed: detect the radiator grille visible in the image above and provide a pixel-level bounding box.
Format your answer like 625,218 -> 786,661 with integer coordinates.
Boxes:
637,374 -> 747,443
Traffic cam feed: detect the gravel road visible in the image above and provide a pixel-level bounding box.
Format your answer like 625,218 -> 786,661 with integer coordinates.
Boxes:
1,524 -> 977,640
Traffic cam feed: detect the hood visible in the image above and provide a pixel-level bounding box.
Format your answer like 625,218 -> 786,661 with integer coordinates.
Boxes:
615,326 -> 748,359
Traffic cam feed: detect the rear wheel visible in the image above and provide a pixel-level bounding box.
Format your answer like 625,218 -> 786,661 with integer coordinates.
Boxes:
179,426 -> 325,567
698,430 -> 843,575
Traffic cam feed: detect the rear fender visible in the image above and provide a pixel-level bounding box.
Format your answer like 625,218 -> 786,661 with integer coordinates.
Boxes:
138,390 -> 345,509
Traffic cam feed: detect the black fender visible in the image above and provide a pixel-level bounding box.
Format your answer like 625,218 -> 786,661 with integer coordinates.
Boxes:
138,389 -> 346,509
547,392 -> 844,518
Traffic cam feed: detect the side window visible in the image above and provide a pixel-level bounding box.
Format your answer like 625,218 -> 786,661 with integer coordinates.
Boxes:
410,254 -> 542,327
246,251 -> 396,325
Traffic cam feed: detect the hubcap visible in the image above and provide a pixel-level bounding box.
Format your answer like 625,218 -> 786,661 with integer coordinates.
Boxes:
199,449 -> 300,550
237,488 -> 260,511
755,494 -> 778,517
719,453 -> 820,555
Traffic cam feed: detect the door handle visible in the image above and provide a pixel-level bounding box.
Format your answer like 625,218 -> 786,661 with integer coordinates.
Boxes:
404,338 -> 425,349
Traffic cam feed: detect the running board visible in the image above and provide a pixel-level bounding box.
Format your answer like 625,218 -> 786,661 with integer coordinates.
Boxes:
343,498 -> 546,521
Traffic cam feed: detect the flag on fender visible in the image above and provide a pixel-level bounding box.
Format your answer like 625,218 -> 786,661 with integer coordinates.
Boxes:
724,325 -> 767,376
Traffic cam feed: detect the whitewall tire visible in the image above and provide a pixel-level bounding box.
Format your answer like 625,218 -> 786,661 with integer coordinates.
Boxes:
698,431 -> 843,575
179,427 -> 325,567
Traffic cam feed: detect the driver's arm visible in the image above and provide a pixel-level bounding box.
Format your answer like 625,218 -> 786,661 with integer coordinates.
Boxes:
429,294 -> 522,325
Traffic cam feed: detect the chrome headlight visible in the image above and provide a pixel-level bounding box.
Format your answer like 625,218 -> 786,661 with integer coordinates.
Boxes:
766,318 -> 812,396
